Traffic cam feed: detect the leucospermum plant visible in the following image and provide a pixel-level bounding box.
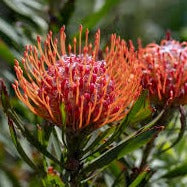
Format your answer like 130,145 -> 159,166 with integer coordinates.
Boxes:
140,34 -> 187,124
13,25 -> 142,131
140,34 -> 187,135
0,26 -> 165,186
141,34 -> 187,106
132,34 -> 187,185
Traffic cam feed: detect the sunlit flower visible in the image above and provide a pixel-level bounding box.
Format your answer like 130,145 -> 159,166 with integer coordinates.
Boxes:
141,35 -> 187,105
13,25 -> 142,131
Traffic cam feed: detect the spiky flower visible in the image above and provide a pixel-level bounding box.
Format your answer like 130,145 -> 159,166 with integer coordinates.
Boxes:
141,36 -> 187,105
13,26 -> 141,131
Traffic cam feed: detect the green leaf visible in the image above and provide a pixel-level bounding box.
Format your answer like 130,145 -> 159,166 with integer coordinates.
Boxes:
51,128 -> 63,160
161,161 -> 187,178
126,90 -> 152,125
60,103 -> 66,126
129,168 -> 149,187
37,122 -> 53,147
111,161 -> 126,187
139,109 -> 165,133
72,0 -> 122,38
20,0 -> 43,10
81,127 -> 161,174
0,18 -> 20,44
82,108 -> 164,161
0,40 -> 15,66
82,0 -> 121,29
0,164 -> 21,187
60,103 -> 67,148
0,80 -> 11,112
82,126 -> 116,155
8,118 -> 39,172
160,105 -> 186,153
8,109 -> 61,166
2,0 -> 47,29
81,123 -> 125,161
81,92 -> 160,161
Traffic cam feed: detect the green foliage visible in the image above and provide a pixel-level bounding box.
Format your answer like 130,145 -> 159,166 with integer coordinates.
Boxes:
81,127 -> 161,174
0,40 -> 14,66
45,173 -> 65,187
126,90 -> 152,125
0,0 -> 187,186
9,119 -> 39,171
0,0 -> 47,51
129,169 -> 149,187
81,0 -> 121,29
162,161 -> 187,179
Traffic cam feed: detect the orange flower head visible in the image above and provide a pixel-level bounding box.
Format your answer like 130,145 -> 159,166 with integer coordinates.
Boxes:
13,25 -> 142,131
141,35 -> 187,105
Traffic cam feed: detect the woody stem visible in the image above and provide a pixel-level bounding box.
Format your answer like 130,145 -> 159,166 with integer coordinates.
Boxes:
65,131 -> 82,187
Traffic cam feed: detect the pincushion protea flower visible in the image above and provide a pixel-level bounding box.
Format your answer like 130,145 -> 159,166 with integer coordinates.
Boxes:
141,36 -> 187,105
13,25 -> 142,131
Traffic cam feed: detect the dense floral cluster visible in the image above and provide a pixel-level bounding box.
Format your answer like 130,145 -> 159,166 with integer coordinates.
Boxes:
13,26 -> 142,130
141,37 -> 187,105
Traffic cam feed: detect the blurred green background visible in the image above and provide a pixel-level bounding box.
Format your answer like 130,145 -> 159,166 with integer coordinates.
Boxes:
0,0 -> 187,186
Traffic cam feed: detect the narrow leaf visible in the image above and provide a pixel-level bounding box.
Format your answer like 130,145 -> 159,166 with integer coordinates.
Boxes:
160,105 -> 186,153
126,90 -> 152,125
81,0 -> 121,29
129,168 -> 149,187
72,0 -> 122,39
0,18 -> 20,43
82,127 -> 162,174
82,109 -> 164,161
0,40 -> 15,66
51,128 -> 62,160
161,161 -> 187,178
7,109 -> 61,166
60,103 -> 66,126
0,80 -> 11,112
82,126 -> 115,155
89,91 -> 152,156
60,103 -> 67,148
0,164 -> 21,187
8,118 -> 39,172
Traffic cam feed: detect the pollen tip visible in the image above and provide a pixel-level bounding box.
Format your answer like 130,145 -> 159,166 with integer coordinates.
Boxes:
79,24 -> 83,31
15,80 -> 18,86
83,46 -> 88,54
25,45 -> 29,51
166,30 -> 171,41
14,59 -> 19,66
29,45 -> 32,51
86,28 -> 89,33
60,25 -> 65,33
37,35 -> 41,43
54,38 -> 58,44
12,83 -> 16,89
49,30 -> 52,36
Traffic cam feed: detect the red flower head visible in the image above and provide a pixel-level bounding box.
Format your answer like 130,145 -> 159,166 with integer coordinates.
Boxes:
141,35 -> 187,105
13,25 -> 142,131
